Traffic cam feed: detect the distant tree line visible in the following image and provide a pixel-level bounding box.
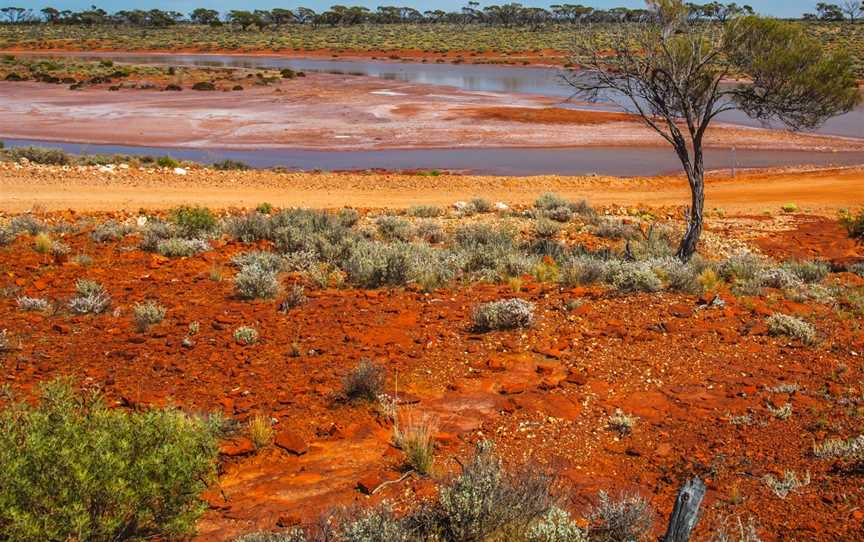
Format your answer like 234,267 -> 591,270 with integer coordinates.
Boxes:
1,2 -> 861,27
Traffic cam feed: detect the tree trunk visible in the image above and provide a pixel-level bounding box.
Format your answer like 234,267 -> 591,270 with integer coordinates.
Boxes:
676,154 -> 705,261
663,477 -> 706,542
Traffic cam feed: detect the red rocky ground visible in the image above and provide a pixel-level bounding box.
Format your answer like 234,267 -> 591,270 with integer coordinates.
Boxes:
1,212 -> 863,541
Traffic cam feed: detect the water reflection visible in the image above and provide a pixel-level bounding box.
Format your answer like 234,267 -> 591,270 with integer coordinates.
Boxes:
44,52 -> 860,139
5,138 -> 864,177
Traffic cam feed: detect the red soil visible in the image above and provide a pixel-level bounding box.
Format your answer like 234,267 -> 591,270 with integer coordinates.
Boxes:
1,209 -> 864,541
455,106 -> 637,125
754,215 -> 863,267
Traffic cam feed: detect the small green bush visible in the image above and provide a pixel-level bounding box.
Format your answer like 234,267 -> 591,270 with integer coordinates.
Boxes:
156,237 -> 210,258
473,298 -> 535,331
9,215 -> 45,235
0,379 -> 220,541
534,218 -> 561,239
534,192 -> 570,211
841,209 -> 864,240
231,251 -> 286,274
212,159 -> 250,171
225,212 -> 273,242
415,220 -> 446,244
606,262 -> 662,293
68,279 -> 111,314
783,260 -> 829,284
0,225 -> 14,245
414,440 -> 556,541
234,263 -> 280,300
767,313 -> 816,345
132,301 -> 166,332
587,492 -> 653,542
16,296 -> 49,312
234,326 -> 259,345
5,146 -> 70,165
376,215 -> 413,241
155,156 -> 180,168
408,205 -> 443,218
170,205 -> 218,238
559,255 -> 608,286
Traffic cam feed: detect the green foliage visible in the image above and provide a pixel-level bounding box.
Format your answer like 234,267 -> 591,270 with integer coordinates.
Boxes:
408,205 -> 443,218
170,205 -> 218,238
414,440 -> 557,541
3,146 -> 70,165
132,300 -> 166,332
155,156 -> 180,168
68,279 -> 111,314
234,326 -> 259,345
766,313 -> 817,345
473,298 -> 535,331
212,159 -> 251,171
155,237 -> 210,257
587,492 -> 654,542
727,16 -> 861,129
0,379 -> 220,541
234,263 -> 281,300
841,209 -> 864,240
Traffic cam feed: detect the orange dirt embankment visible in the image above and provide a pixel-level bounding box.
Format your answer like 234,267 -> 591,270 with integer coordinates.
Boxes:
2,163 -> 863,215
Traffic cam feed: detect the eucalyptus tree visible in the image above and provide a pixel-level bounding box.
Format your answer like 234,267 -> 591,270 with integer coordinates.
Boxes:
567,0 -> 859,260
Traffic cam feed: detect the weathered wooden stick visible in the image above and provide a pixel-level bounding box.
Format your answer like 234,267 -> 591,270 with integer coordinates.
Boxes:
663,477 -> 707,542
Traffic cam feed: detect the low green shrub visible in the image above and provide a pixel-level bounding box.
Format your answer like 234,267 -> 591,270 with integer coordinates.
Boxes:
156,237 -> 210,258
0,379 -> 220,542
91,220 -> 134,243
408,205 -> 443,218
606,262 -> 662,293
4,146 -> 70,165
170,205 -> 218,238
376,215 -> 413,241
0,225 -> 14,245
68,279 -> 111,314
234,326 -> 259,345
9,214 -> 45,235
841,209 -> 864,240
234,263 -> 280,300
783,260 -> 829,284
415,220 -> 446,244
132,301 -> 166,332
231,251 -> 286,274
155,156 -> 180,168
587,492 -> 654,542
767,313 -> 816,345
16,296 -> 49,312
225,212 -> 273,242
473,298 -> 535,331
212,159 -> 250,171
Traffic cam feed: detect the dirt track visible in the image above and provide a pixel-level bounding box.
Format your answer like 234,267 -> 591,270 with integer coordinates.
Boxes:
2,164 -> 863,214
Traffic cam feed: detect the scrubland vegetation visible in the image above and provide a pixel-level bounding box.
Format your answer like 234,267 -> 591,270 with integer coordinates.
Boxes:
2,191 -> 862,539
2,16 -> 864,75
0,54 -> 304,91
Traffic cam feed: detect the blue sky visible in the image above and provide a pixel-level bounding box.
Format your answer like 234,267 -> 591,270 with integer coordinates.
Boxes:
28,1 -> 819,19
